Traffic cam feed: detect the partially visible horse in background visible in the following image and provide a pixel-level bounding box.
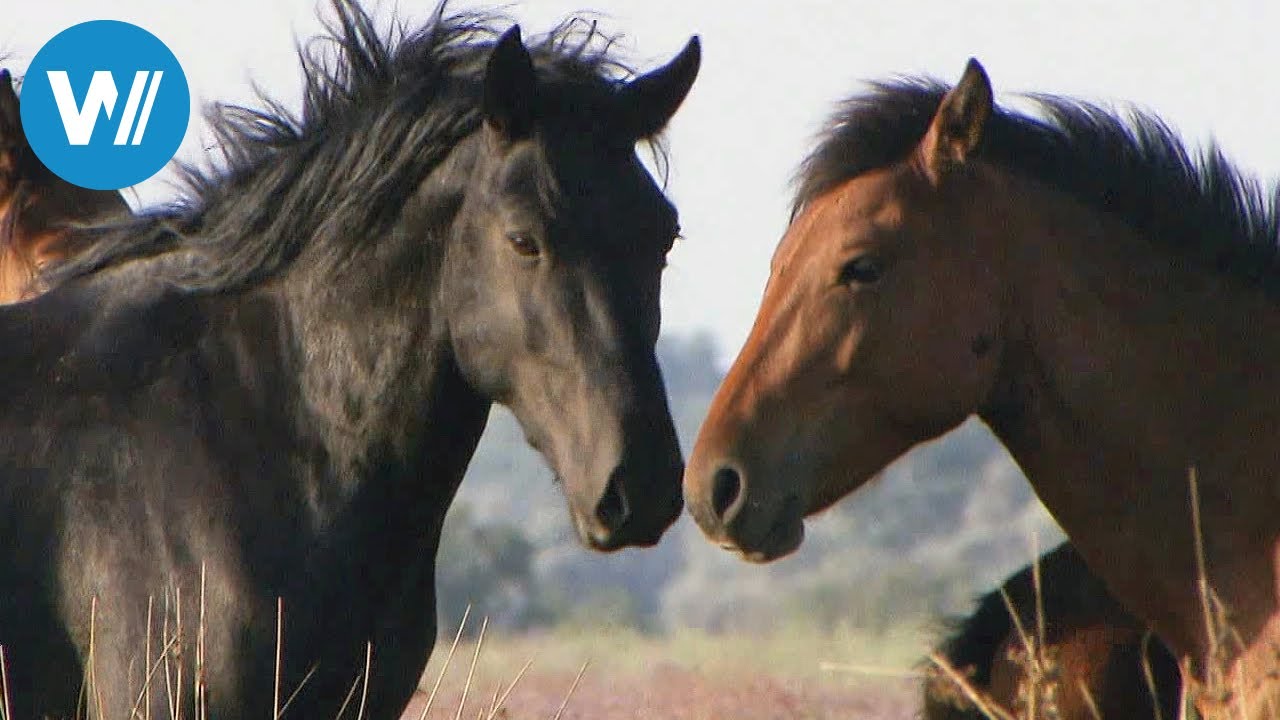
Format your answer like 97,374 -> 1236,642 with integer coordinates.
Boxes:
0,68 -> 128,302
924,543 -> 1181,720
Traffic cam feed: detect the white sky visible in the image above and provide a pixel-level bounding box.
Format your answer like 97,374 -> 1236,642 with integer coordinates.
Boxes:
7,0 -> 1280,356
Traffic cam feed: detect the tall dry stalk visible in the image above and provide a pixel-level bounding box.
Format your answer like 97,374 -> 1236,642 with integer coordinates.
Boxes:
1183,467 -> 1274,720
417,605 -> 473,720
454,618 -> 488,720
1,645 -> 13,720
927,651 -> 1017,720
550,661 -> 588,720
355,642 -> 373,720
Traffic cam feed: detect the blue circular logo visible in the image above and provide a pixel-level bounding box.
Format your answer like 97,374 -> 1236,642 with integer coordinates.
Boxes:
20,20 -> 190,191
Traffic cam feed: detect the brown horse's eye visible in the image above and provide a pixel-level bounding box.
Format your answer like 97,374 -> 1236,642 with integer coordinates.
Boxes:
507,232 -> 540,257
838,255 -> 884,285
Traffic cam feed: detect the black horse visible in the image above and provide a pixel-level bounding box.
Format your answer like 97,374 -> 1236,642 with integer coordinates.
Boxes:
0,2 -> 699,717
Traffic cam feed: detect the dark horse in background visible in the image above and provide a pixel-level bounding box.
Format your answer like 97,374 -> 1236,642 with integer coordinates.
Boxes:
0,1 -> 699,717
0,68 -> 128,303
924,543 -> 1181,720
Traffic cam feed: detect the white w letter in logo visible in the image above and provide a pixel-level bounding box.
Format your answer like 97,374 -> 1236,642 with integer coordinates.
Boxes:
47,70 -> 164,146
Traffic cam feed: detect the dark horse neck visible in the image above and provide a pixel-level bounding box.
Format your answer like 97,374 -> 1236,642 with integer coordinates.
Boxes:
976,168 -> 1280,665
262,282 -> 489,595
201,151 -> 493,712
182,134 -> 493,586
267,277 -> 490,703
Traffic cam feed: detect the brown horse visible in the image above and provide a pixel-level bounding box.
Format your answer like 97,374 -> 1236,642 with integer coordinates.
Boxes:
685,59 -> 1280,717
0,68 -> 127,303
924,543 -> 1181,720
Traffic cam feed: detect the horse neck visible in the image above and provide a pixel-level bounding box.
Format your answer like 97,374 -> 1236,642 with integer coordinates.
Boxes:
269,249 -> 490,536
196,143 -> 490,566
977,170 -> 1280,661
179,129 -> 494,552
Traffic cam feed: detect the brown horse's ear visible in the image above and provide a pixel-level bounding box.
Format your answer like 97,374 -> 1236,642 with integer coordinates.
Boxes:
918,58 -> 993,184
483,26 -> 537,141
615,36 -> 701,139
0,70 -> 21,140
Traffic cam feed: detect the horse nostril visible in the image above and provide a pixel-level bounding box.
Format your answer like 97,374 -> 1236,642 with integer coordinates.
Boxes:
711,465 -> 743,521
595,471 -> 632,532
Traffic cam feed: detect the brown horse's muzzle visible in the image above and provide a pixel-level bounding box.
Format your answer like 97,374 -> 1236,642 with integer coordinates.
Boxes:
683,429 -> 808,562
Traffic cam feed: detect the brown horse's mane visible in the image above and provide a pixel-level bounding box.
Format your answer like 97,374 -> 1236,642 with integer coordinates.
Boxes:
794,77 -> 1280,296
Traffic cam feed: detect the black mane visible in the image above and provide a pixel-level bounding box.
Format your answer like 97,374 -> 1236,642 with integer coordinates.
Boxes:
795,77 -> 1280,294
46,1 -> 652,291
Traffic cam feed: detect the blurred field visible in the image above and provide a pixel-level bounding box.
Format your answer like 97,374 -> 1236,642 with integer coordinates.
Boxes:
405,623 -> 927,719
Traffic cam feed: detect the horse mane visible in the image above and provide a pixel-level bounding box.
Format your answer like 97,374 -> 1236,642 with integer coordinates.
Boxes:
0,63 -> 46,269
46,0 -> 656,292
0,63 -> 16,260
794,77 -> 1280,295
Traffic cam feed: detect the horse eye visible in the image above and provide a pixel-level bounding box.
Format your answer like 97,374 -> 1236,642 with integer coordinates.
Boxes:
506,232 -> 540,257
838,255 -> 884,285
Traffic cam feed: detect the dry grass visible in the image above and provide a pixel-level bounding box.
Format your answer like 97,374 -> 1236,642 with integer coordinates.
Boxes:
919,469 -> 1280,720
15,472 -> 1272,720
0,592 -> 926,720
405,620 -> 926,720
922,544 -> 1183,720
1182,467 -> 1277,720
922,535 -> 1063,720
419,622 -> 927,681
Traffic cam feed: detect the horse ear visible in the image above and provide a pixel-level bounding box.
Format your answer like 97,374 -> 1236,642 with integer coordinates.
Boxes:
483,26 -> 537,141
615,36 -> 700,140
918,58 -> 993,183
0,70 -> 20,140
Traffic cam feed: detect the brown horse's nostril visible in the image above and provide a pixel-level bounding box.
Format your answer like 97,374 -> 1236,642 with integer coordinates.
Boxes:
595,471 -> 632,532
711,465 -> 743,521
